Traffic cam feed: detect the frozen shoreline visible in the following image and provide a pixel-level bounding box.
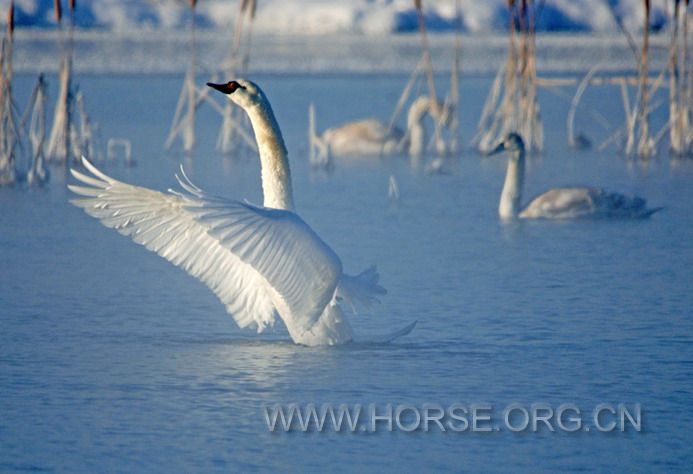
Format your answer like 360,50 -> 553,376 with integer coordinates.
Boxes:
0,0 -> 675,34
11,30 -> 672,75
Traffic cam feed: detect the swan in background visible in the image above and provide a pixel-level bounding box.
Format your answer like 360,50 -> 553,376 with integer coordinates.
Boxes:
70,79 -> 415,346
490,133 -> 661,220
309,95 -> 450,163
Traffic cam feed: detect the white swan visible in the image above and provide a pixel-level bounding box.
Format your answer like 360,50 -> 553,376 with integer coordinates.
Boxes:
70,79 -> 415,346
309,95 -> 449,161
490,133 -> 661,220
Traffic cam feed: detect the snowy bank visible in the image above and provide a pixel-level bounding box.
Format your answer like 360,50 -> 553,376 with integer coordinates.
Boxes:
1,0 -> 680,34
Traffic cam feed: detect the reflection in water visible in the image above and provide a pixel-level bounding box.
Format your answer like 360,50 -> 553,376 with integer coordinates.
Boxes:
499,217 -> 524,242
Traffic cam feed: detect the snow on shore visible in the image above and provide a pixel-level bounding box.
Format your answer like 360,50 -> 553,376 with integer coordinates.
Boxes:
2,0 -> 678,34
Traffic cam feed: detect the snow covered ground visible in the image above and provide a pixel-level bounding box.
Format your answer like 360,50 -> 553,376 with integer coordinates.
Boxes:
3,1 -> 681,75
2,0 -> 679,34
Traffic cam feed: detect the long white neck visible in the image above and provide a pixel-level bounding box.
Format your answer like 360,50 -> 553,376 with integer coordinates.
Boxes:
499,150 -> 525,219
245,101 -> 295,211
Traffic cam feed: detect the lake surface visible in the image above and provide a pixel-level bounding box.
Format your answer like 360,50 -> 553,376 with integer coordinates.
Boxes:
1,71 -> 692,472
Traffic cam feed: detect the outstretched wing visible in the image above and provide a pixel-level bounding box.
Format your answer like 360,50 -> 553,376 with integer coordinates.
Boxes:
69,158 -> 342,338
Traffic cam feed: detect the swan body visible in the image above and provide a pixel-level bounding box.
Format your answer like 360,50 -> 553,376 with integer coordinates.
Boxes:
519,187 -> 654,219
491,133 -> 660,220
309,95 -> 447,161
320,119 -> 403,157
69,79 -> 408,346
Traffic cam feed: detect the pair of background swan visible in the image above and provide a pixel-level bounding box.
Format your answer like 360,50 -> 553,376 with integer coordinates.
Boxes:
70,80 -> 658,347
309,95 -> 450,162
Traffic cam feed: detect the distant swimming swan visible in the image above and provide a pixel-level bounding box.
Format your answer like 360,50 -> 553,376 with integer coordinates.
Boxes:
309,95 -> 449,161
490,133 -> 661,220
70,79 -> 415,346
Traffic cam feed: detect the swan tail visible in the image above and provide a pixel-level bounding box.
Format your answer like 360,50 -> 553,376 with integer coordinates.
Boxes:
336,266 -> 387,314
363,321 -> 418,344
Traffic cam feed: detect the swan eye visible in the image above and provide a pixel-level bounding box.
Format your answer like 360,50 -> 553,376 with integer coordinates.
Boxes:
226,81 -> 246,94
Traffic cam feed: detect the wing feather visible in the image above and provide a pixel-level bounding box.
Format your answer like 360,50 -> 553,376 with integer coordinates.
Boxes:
69,158 -> 342,337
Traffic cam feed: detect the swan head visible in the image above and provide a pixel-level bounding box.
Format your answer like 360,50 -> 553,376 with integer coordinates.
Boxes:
207,79 -> 265,110
489,132 -> 525,159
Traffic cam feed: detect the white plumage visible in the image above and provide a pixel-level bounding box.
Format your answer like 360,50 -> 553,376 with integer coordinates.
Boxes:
309,96 -> 449,162
491,133 -> 661,220
69,79 -> 406,346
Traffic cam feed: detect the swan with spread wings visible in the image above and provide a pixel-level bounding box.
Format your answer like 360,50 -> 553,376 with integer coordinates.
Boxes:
70,79 -> 415,346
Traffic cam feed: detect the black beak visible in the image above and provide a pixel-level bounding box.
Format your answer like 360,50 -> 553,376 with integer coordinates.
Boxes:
487,141 -> 506,156
207,81 -> 245,95
207,82 -> 229,94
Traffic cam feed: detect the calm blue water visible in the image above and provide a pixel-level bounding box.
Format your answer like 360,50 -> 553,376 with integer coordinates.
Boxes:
2,73 -> 693,472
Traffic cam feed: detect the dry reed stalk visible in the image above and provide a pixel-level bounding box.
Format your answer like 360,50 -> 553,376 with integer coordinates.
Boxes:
473,65 -> 503,148
213,0 -> 257,155
7,1 -> 13,35
29,75 -> 47,157
54,0 -> 62,23
473,0 -> 511,153
386,56 -> 425,135
46,55 -> 73,162
233,0 -> 257,67
0,46 -> 10,186
68,0 -> 76,27
165,62 -> 197,153
76,90 -> 94,159
25,75 -> 49,184
519,0 -> 542,151
0,32 -> 20,185
413,0 -> 439,116
413,0 -> 445,154
635,0 -> 652,158
567,65 -> 599,148
669,0 -> 683,154
541,77 -> 612,131
446,0 -> 462,154
216,102 -> 257,153
683,0 -> 691,152
185,59 -> 195,153
166,14 -> 199,154
598,125 -> 626,151
474,0 -> 542,154
4,1 -> 12,82
667,0 -> 692,155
